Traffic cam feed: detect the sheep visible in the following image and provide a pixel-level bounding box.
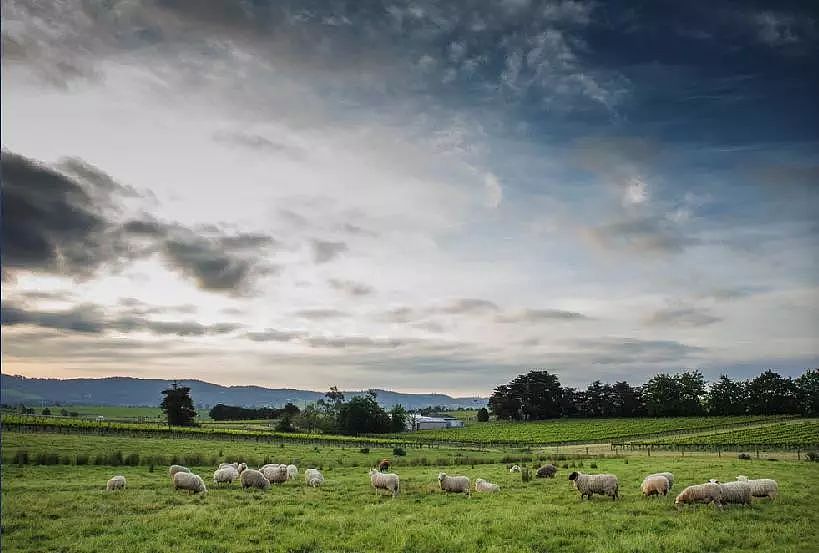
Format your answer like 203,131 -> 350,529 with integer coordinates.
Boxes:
509,465 -> 521,473
168,464 -> 191,479
568,471 -> 619,501
173,472 -> 207,494
286,464 -> 298,480
536,464 -> 557,478
674,483 -> 722,508
106,475 -> 126,491
213,466 -> 240,486
368,468 -> 400,498
218,462 -> 238,470
238,462 -> 247,474
736,476 -> 778,500
378,459 -> 390,472
647,472 -> 674,490
261,464 -> 288,484
305,468 -> 324,487
717,481 -> 752,506
240,468 -> 271,491
475,478 -> 500,493
641,475 -> 670,497
438,473 -> 471,496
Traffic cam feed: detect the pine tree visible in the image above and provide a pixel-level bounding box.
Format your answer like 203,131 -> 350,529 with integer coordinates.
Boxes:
160,381 -> 197,426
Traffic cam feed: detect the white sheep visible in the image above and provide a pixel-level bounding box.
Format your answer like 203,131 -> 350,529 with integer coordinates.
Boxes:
261,464 -> 288,484
717,481 -> 752,506
218,462 -> 238,470
168,464 -> 191,479
475,478 -> 500,493
173,472 -> 207,494
106,475 -> 126,491
369,468 -> 400,498
438,473 -> 471,496
568,471 -> 619,500
675,483 -> 722,507
305,468 -> 324,487
213,466 -> 240,486
287,464 -> 298,480
641,475 -> 670,497
646,472 -> 674,490
736,476 -> 778,500
509,465 -> 521,473
240,469 -> 271,491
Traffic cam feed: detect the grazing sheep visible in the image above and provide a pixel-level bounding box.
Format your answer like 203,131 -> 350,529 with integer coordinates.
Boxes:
647,472 -> 674,490
536,464 -> 557,478
173,472 -> 207,494
568,471 -> 619,501
718,481 -> 752,506
378,459 -> 390,472
260,464 -> 288,484
438,473 -> 471,496
218,462 -> 238,470
286,464 -> 298,480
213,466 -> 240,486
238,462 -> 247,474
106,475 -> 126,491
305,468 -> 324,487
736,477 -> 778,500
169,464 -> 191,479
509,465 -> 521,473
240,469 -> 271,491
368,468 -> 400,497
641,475 -> 670,497
475,478 -> 500,493
674,483 -> 722,507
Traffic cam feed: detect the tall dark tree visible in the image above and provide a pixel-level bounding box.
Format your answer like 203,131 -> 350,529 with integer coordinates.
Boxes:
160,381 -> 197,426
795,369 -> 819,416
610,381 -> 645,417
389,404 -> 408,433
677,371 -> 706,416
336,391 -> 390,435
488,384 -> 522,420
747,370 -> 798,415
706,375 -> 748,415
476,407 -> 490,422
641,373 -> 681,416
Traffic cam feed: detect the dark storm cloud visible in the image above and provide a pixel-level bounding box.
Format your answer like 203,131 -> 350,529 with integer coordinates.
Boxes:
311,240 -> 348,263
2,301 -> 242,337
496,308 -> 589,323
644,306 -> 721,327
2,150 -> 278,295
570,337 -> 706,365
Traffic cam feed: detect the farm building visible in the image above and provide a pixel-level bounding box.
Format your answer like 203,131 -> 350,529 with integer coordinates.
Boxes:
406,416 -> 465,431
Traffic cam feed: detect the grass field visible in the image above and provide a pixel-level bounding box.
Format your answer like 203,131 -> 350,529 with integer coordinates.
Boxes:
639,420 -> 819,447
403,416 -> 799,445
3,441 -> 818,553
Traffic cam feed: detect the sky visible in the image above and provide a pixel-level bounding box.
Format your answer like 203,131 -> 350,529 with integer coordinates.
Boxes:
2,0 -> 818,396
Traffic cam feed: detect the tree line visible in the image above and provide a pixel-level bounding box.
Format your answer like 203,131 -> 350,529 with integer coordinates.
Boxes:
489,369 -> 818,420
208,403 -> 300,421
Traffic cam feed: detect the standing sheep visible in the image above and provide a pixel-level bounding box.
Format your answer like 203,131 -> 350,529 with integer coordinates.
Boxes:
378,459 -> 391,472
475,478 -> 500,493
674,483 -> 722,508
568,471 -> 619,501
261,464 -> 288,484
213,466 -> 240,486
438,473 -> 471,496
169,464 -> 191,479
640,475 -> 670,497
305,468 -> 324,487
509,465 -> 521,473
240,469 -> 271,491
106,475 -> 127,491
286,464 -> 298,480
736,476 -> 778,500
536,464 -> 557,478
369,468 -> 400,498
717,481 -> 752,506
173,472 -> 207,495
647,472 -> 674,490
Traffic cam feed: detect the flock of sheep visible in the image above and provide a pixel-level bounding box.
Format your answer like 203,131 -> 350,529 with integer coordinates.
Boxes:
105,461 -> 779,509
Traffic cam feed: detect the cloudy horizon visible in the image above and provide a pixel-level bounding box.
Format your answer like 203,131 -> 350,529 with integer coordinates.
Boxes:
2,0 -> 818,396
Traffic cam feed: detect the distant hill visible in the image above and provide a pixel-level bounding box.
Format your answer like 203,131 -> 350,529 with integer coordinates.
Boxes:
0,374 -> 487,411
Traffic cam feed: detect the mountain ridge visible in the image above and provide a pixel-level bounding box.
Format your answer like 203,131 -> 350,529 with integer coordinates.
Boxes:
0,374 -> 487,410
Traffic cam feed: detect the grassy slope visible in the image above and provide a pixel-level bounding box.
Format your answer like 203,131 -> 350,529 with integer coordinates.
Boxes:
3,451 -> 818,553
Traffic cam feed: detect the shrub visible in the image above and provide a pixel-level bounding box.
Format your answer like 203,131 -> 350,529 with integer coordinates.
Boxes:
148,463 -> 155,473
360,448 -> 370,454
393,447 -> 406,457
589,462 -> 598,469
14,450 -> 29,465
76,454 -> 89,466
738,453 -> 752,460
624,458 -> 629,464
561,462 -> 569,469
125,453 -> 140,466
805,451 -> 818,462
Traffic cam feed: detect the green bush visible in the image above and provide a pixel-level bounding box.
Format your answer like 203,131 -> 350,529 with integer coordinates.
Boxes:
392,447 -> 406,457
359,447 -> 370,454
738,453 -> 752,460
805,451 -> 818,462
